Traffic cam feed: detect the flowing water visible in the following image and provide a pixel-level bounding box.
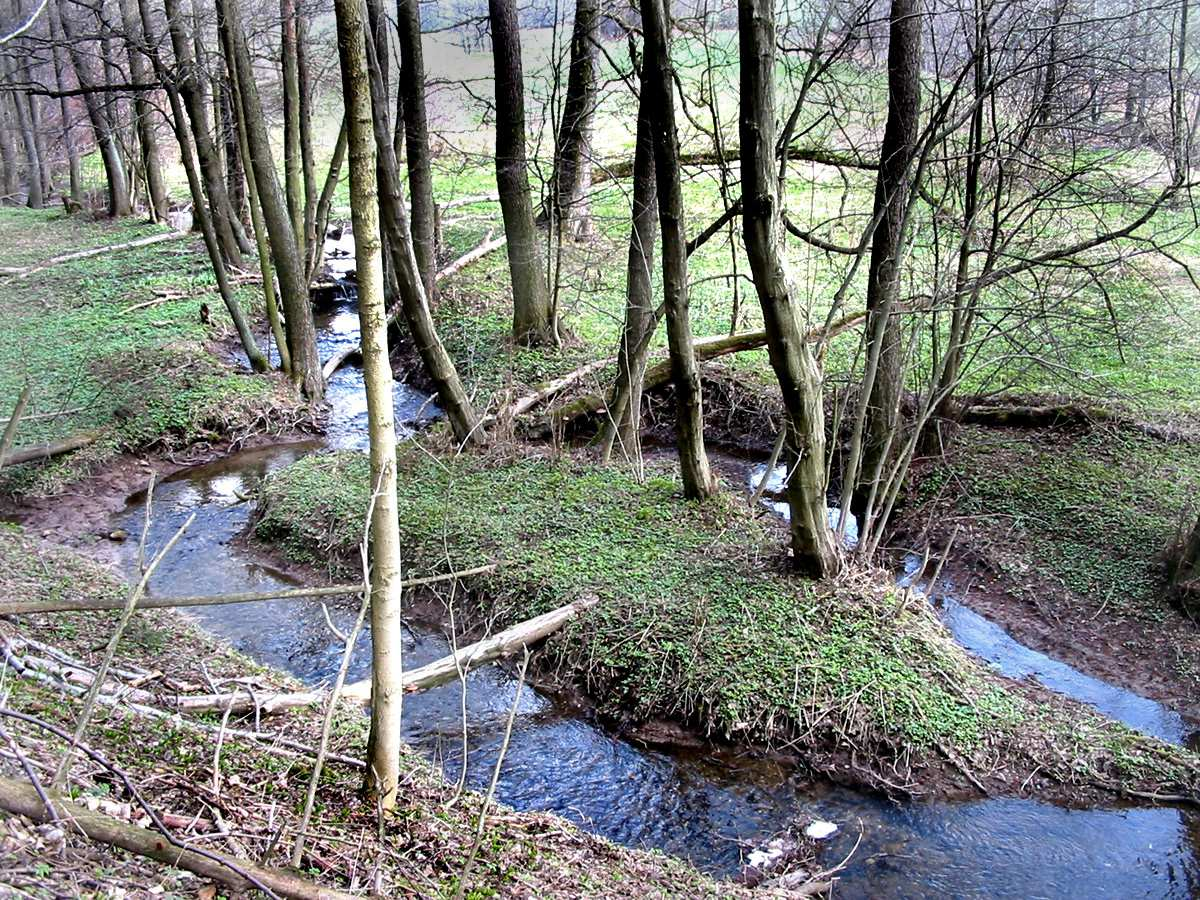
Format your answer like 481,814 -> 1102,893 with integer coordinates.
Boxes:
107,292 -> 1199,897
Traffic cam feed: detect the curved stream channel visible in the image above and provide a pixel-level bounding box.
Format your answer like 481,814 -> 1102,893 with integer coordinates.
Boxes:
105,293 -> 1198,897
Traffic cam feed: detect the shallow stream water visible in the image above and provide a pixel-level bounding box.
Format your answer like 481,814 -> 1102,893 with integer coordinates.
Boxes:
109,293 -> 1199,897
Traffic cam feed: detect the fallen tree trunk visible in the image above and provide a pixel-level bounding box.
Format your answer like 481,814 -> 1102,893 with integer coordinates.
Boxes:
961,400 -> 1199,442
593,145 -> 877,184
0,563 -> 498,616
0,430 -> 101,469
341,595 -> 598,704
541,309 -> 868,426
0,231 -> 189,279
0,776 -> 357,900
321,234 -> 507,380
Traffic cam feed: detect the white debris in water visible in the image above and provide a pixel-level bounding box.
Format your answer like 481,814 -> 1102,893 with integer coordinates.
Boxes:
804,820 -> 839,840
746,837 -> 792,871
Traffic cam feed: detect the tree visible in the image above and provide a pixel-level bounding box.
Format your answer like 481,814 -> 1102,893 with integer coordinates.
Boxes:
547,0 -> 598,239
849,0 -> 922,518
55,0 -> 128,216
641,0 -> 715,500
118,0 -> 168,222
396,0 -> 437,299
599,75 -> 657,467
217,0 -> 324,402
332,0 -> 406,808
280,0 -> 304,257
362,16 -> 483,446
488,0 -> 556,346
163,0 -> 247,264
739,0 -> 839,577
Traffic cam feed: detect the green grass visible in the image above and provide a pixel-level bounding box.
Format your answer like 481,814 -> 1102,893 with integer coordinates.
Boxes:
0,208 -> 300,497
254,447 -> 1200,797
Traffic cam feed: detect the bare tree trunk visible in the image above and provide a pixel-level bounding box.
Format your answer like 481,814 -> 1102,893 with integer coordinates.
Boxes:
164,0 -> 247,265
0,96 -> 20,199
600,84 -> 657,465
363,28 -> 482,445
217,74 -> 245,223
218,15 -> 290,376
56,0 -> 129,216
1036,0 -> 1067,126
297,12 -> 317,260
47,5 -> 83,209
119,0 -> 169,222
396,0 -> 437,299
280,0 -> 304,258
488,0 -> 555,346
739,0 -> 839,577
217,0 -> 323,402
642,0 -> 715,500
853,0 -> 921,517
333,0 -> 406,808
136,0 -> 267,374
306,118 -> 348,282
547,0 -> 598,239
9,85 -> 43,208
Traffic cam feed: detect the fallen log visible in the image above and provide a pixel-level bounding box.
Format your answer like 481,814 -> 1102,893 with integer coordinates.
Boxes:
539,309 -> 869,426
0,231 -> 189,280
0,776 -> 357,900
341,595 -> 598,704
488,358 -> 612,423
0,430 -> 101,469
0,562 -> 498,615
593,145 -> 877,184
961,400 -> 1200,442
321,234 -> 507,381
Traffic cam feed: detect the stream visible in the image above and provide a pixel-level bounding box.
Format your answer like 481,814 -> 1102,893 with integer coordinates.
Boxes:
106,290 -> 1199,898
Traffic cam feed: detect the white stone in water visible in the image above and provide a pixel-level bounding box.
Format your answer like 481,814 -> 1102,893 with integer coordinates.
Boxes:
747,837 -> 792,871
804,820 -> 839,840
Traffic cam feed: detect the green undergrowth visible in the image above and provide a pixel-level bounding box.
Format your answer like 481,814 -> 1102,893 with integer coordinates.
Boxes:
0,526 -> 743,898
0,208 -> 303,498
254,448 -> 1200,798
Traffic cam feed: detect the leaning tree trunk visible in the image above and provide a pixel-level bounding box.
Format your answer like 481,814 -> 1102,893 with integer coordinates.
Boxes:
851,0 -> 921,521
599,83 -> 658,465
333,0 -> 406,808
739,0 -> 839,577
136,0 -> 267,374
641,0 -> 715,500
280,0 -> 305,259
119,0 -> 169,222
488,0 -> 555,346
396,0 -> 438,300
56,0 -> 130,217
1,51 -> 43,209
164,0 -> 247,265
547,0 -> 599,239
363,27 -> 483,445
218,0 -> 323,402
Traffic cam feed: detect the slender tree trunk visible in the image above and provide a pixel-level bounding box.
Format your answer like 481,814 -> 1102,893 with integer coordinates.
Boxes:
333,0 -> 406,808
739,0 -> 839,577
280,0 -> 305,258
0,96 -> 20,200
853,0 -> 921,517
8,82 -> 43,208
47,5 -> 83,208
119,0 -> 169,221
307,118 -> 348,282
297,12 -> 317,261
135,0 -> 267,373
217,0 -> 323,401
218,15 -> 291,376
548,0 -> 598,239
217,75 -> 245,223
600,84 -> 657,465
642,0 -> 715,500
488,0 -> 555,346
396,0 -> 437,300
56,0 -> 129,216
164,0 -> 247,265
363,25 -> 482,445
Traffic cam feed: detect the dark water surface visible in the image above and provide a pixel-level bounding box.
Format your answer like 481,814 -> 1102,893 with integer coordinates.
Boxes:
108,295 -> 1199,897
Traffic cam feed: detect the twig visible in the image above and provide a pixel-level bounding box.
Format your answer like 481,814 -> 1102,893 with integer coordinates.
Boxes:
453,649 -> 529,900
